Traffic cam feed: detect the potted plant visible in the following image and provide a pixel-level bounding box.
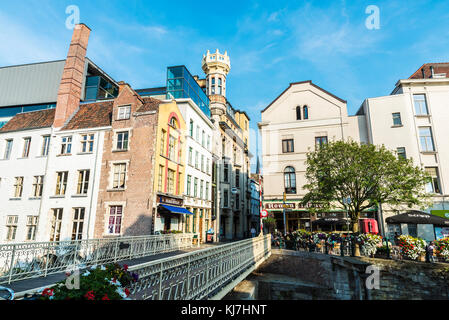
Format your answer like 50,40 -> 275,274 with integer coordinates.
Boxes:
37,263 -> 139,300
397,235 -> 427,261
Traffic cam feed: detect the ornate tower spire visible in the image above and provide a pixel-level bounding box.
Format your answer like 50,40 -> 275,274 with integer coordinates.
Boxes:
201,49 -> 231,118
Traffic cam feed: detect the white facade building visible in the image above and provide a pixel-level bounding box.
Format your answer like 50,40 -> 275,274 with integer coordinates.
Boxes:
359,64 -> 449,239
260,64 -> 449,239
177,98 -> 214,239
0,109 -> 108,243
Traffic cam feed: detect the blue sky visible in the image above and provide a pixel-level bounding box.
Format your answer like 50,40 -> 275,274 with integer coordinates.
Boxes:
1,0 -> 449,172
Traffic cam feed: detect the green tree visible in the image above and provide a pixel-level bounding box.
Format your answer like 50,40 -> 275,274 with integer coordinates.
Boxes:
302,140 -> 432,232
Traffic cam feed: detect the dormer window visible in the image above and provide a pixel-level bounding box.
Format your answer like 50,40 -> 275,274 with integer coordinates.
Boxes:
117,105 -> 131,120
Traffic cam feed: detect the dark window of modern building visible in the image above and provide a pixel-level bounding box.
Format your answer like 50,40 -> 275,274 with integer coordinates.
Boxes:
284,166 -> 297,194
392,113 -> 402,126
282,139 -> 294,153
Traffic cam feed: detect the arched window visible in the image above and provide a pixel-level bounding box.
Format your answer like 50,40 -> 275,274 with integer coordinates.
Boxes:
303,106 -> 309,120
169,117 -> 178,128
296,106 -> 301,120
284,167 -> 297,194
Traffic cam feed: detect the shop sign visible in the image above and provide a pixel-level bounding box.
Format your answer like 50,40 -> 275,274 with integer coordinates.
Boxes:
158,195 -> 183,207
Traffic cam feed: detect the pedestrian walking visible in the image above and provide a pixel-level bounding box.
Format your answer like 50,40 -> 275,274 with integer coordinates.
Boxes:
427,241 -> 436,263
250,227 -> 256,238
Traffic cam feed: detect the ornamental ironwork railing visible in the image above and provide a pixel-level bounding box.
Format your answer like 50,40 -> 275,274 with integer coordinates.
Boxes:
0,233 -> 197,285
128,235 -> 271,300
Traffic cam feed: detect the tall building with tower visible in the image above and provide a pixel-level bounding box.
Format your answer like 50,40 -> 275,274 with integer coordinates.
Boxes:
200,49 -> 252,240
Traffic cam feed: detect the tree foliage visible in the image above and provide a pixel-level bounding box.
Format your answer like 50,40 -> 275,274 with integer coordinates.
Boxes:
302,140 -> 432,231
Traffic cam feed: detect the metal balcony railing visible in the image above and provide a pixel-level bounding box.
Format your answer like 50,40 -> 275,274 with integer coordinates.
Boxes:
128,235 -> 271,300
0,233 -> 197,285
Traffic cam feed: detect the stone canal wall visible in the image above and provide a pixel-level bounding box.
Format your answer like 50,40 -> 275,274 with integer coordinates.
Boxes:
228,249 -> 449,300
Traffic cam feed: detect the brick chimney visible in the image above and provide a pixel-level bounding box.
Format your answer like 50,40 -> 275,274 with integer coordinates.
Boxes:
53,24 -> 91,128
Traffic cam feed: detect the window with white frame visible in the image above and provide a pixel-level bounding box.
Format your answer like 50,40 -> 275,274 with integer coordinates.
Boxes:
81,134 -> 95,153
77,170 -> 90,195
72,208 -> 85,240
419,127 -> 435,152
107,206 -> 123,235
6,216 -> 18,241
397,147 -> 407,160
414,94 -> 429,115
158,165 -> 164,192
392,113 -> 402,126
50,209 -> 63,242
32,176 -> 44,197
4,139 -> 13,159
200,180 -> 204,199
160,129 -> 166,156
167,169 -> 175,194
186,175 -> 192,196
60,136 -> 72,155
168,135 -> 176,161
117,105 -> 131,120
194,177 -> 198,197
206,182 -> 210,200
195,151 -> 199,169
26,216 -> 38,241
425,167 -> 442,194
22,137 -> 31,158
188,147 -> 193,166
55,172 -> 68,195
112,163 -> 127,189
41,135 -> 50,156
201,155 -> 205,172
13,177 -> 23,198
116,131 -> 129,151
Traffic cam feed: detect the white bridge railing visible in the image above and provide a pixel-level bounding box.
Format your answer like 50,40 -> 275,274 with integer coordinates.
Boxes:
0,233 -> 197,285
128,235 -> 271,300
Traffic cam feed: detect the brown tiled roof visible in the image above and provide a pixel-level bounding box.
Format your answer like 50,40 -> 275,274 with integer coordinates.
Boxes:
0,109 -> 55,133
409,63 -> 449,79
136,97 -> 161,113
61,100 -> 113,131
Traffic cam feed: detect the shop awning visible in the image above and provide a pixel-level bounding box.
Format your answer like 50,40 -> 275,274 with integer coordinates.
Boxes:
386,210 -> 449,226
159,204 -> 193,215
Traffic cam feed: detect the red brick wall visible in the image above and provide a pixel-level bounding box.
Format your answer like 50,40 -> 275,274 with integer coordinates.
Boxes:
93,85 -> 159,238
